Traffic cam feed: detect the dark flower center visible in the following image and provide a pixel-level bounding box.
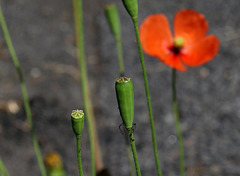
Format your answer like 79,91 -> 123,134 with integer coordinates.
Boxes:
171,46 -> 181,55
170,37 -> 185,55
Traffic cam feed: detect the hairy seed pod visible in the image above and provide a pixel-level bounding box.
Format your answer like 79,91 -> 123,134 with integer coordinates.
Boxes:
115,77 -> 134,128
122,0 -> 138,21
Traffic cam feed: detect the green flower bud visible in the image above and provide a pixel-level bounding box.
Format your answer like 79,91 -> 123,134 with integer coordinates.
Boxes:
44,152 -> 66,176
122,0 -> 138,21
71,110 -> 84,136
115,77 -> 134,128
105,4 -> 121,40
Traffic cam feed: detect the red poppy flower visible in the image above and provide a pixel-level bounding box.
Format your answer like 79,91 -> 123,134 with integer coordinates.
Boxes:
140,9 -> 220,71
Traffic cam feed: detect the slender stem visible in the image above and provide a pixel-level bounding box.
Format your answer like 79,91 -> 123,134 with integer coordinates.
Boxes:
123,131 -> 136,176
115,37 -> 124,77
72,0 -> 96,175
172,69 -> 185,176
0,5 -> 47,176
132,19 -> 162,176
76,135 -> 84,176
115,25 -> 136,176
32,132 -> 47,176
0,158 -> 10,176
127,128 -> 141,176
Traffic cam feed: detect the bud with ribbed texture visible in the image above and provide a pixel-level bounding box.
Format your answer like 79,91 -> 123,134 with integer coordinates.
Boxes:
71,109 -> 84,136
115,77 -> 134,128
122,0 -> 138,21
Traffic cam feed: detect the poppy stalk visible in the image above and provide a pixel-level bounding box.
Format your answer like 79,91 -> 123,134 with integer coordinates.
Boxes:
73,0 -> 106,175
121,1 -> 162,175
115,77 -> 141,176
0,4 -> 47,176
172,68 -> 185,176
71,110 -> 85,176
140,9 -> 220,176
0,158 -> 10,176
105,6 -> 136,175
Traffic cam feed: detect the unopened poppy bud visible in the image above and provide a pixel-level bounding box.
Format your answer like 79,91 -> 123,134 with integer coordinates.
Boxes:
44,152 -> 63,170
44,152 -> 66,176
71,109 -> 84,136
122,0 -> 138,21
105,4 -> 121,40
115,77 -> 134,128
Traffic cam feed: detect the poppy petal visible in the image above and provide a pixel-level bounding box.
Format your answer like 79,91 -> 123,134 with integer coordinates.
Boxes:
140,14 -> 173,58
181,35 -> 220,66
174,9 -> 208,45
160,54 -> 186,71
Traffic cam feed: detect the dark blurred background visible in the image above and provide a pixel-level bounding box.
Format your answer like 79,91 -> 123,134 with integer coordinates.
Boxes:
0,0 -> 240,175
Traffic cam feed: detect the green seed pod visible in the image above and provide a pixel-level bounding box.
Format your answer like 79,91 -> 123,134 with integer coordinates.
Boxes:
71,110 -> 84,136
115,77 -> 134,128
122,0 -> 138,21
105,4 -> 121,40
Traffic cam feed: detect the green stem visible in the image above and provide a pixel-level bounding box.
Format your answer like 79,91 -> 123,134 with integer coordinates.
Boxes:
72,0 -> 96,175
132,19 -> 162,176
124,132 -> 136,176
127,128 -> 141,176
76,135 -> 84,176
0,158 -> 10,176
0,5 -> 47,176
172,69 -> 185,176
115,25 -> 135,175
114,19 -> 135,176
116,37 -> 124,77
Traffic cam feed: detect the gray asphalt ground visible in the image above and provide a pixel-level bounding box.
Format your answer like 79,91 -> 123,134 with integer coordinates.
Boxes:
0,0 -> 240,175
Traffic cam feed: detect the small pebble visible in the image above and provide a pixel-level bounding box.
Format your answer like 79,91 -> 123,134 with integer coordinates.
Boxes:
168,135 -> 177,144
200,67 -> 209,78
30,67 -> 42,78
7,100 -> 20,114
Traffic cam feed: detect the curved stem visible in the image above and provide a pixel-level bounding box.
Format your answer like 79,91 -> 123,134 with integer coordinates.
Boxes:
132,19 -> 162,176
0,4 -> 47,176
172,69 -> 185,176
127,128 -> 141,176
76,135 -> 84,176
72,0 -> 96,175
